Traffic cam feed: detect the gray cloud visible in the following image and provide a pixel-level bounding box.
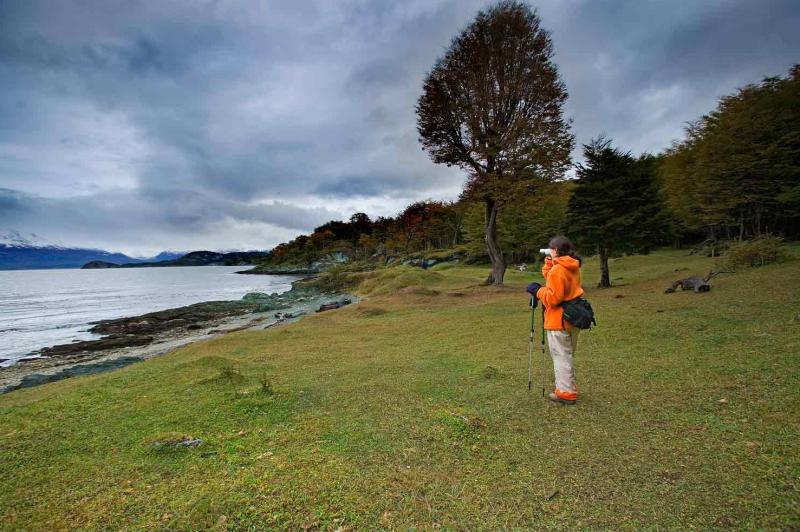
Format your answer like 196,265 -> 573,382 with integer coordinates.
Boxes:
0,0 -> 798,254
540,0 -> 800,154
0,188 -> 342,255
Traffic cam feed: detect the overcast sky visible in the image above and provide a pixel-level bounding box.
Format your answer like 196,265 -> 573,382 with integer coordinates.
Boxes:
1,0 -> 798,256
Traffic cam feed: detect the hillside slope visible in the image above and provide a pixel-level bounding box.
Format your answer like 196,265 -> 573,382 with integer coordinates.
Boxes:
1,249 -> 798,530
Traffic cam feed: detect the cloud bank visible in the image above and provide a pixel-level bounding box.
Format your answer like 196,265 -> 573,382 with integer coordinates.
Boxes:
1,0 -> 798,254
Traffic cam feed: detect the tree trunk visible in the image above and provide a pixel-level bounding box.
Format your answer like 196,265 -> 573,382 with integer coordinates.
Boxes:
483,199 -> 506,285
739,212 -> 745,241
598,246 -> 611,288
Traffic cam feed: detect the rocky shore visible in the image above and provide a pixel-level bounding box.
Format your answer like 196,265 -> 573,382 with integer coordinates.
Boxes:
1,284 -> 355,393
237,252 -> 350,275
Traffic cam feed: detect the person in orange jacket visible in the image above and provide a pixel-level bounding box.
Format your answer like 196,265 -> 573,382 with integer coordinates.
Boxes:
526,235 -> 584,405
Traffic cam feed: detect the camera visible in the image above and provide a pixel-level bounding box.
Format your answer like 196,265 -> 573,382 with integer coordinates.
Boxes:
539,248 -> 552,257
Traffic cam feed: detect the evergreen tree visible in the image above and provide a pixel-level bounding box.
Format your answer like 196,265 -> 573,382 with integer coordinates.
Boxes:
568,138 -> 672,287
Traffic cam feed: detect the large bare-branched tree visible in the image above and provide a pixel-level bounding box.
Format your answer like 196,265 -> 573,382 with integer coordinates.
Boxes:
416,1 -> 573,284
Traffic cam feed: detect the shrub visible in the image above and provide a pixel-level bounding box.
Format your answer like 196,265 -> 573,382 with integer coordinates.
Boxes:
319,270 -> 373,293
357,266 -> 444,296
481,365 -> 499,379
219,363 -> 244,398
297,263 -> 375,293
259,373 -> 274,396
723,236 -> 786,268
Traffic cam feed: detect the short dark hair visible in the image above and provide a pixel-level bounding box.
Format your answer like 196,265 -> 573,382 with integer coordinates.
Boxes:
548,235 -> 581,264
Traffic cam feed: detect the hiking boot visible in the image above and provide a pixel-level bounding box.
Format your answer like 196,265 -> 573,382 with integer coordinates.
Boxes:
548,392 -> 576,405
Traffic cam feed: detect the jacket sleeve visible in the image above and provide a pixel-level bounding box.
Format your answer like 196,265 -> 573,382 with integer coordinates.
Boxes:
541,257 -> 554,279
536,267 -> 567,308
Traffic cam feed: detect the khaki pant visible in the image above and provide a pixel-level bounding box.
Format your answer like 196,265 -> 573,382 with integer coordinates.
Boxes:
546,328 -> 579,399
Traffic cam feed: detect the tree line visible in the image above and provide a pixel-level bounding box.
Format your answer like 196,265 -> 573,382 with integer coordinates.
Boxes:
262,2 -> 798,288
659,66 -> 800,242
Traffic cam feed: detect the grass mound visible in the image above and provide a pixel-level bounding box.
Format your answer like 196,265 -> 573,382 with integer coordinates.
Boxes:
357,266 -> 446,296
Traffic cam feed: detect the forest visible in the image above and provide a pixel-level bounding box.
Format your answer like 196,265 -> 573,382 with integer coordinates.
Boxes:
257,64 -> 799,282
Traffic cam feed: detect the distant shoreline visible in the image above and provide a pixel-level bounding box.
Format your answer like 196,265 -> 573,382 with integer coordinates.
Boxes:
0,238 -> 269,271
81,250 -> 268,269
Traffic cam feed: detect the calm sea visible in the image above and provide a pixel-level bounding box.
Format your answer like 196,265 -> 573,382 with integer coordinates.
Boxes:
0,266 -> 298,365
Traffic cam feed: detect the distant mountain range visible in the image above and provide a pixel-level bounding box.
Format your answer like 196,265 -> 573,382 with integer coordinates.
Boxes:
0,230 -> 262,270
82,250 -> 268,269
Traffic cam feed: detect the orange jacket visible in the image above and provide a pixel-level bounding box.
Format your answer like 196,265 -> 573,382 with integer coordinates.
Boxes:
536,255 -> 585,330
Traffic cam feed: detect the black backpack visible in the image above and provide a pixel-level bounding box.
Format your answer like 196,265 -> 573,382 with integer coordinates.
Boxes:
562,297 -> 597,330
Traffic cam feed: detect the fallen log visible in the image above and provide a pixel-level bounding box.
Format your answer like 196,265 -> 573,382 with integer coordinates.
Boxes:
665,270 -> 730,293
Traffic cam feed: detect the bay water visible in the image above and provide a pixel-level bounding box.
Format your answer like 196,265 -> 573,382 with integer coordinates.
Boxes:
0,266 -> 298,365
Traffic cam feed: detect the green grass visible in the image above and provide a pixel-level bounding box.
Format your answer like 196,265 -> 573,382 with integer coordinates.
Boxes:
1,248 -> 799,530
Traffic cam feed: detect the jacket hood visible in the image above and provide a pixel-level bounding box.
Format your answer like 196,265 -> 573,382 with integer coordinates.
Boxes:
554,255 -> 581,271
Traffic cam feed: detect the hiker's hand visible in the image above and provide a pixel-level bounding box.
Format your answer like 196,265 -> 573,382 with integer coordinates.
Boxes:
526,282 -> 541,296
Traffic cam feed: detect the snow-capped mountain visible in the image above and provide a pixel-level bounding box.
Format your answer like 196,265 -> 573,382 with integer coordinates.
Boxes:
0,230 -> 174,270
0,230 -> 66,249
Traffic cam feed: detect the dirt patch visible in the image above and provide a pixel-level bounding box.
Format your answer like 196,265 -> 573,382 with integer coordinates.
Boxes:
360,307 -> 389,317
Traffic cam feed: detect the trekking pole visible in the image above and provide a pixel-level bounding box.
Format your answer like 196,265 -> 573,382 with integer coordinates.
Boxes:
541,306 -> 547,398
527,297 -> 535,391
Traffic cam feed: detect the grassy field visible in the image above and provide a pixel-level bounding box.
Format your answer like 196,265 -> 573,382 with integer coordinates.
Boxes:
1,248 -> 799,530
